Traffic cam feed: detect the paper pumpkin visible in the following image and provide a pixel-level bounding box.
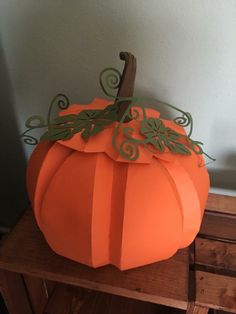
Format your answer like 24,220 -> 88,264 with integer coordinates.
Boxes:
24,52 -> 211,270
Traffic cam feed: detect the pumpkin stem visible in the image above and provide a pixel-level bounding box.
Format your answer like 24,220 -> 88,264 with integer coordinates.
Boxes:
117,52 -> 136,120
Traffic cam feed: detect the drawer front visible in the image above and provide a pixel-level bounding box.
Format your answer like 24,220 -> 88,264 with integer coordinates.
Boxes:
200,211 -> 236,241
195,238 -> 236,273
196,271 -> 236,313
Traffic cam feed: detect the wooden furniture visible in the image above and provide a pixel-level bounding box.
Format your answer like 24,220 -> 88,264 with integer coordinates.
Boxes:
195,194 -> 236,313
0,193 -> 235,314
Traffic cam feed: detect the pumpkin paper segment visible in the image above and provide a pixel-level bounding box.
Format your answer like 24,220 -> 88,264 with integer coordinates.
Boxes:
26,52 -> 210,270
26,141 -> 53,206
28,139 -> 209,270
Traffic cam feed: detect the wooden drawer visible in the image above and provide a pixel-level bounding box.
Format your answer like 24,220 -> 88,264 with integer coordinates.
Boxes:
195,194 -> 236,313
196,271 -> 236,313
195,238 -> 236,273
200,212 -> 236,241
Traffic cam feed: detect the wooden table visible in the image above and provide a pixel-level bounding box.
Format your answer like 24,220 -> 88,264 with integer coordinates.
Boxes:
0,193 -> 235,314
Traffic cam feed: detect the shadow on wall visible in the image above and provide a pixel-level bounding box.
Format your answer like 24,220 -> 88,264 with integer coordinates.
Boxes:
0,39 -> 28,231
209,153 -> 236,191
209,168 -> 236,190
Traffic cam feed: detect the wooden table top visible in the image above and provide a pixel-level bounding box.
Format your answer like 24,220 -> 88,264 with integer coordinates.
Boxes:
0,210 -> 189,310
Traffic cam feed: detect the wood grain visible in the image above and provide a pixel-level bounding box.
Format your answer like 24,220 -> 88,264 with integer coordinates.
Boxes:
196,271 -> 236,313
207,194 -> 236,216
187,303 -> 209,313
79,290 -> 160,314
200,212 -> 236,241
23,275 -> 55,314
0,210 -> 189,310
45,286 -> 184,314
214,311 -> 233,314
0,269 -> 32,314
195,238 -> 236,272
44,280 -> 56,297
44,284 -> 86,314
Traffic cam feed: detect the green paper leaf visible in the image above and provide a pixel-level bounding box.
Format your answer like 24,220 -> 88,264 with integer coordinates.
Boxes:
40,127 -> 73,142
77,110 -> 100,120
101,104 -> 120,121
94,119 -> 114,126
81,124 -> 92,140
71,122 -> 88,134
141,118 -> 166,137
53,114 -> 78,127
149,138 -> 165,152
38,103 -> 118,142
166,141 -> 191,155
140,117 -> 192,156
21,89 -> 214,163
90,125 -> 104,136
166,128 -> 181,141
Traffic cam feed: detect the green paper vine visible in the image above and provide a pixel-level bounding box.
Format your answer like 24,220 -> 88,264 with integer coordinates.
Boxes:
111,97 -> 214,163
20,94 -> 120,144
41,103 -> 120,142
20,68 -> 215,165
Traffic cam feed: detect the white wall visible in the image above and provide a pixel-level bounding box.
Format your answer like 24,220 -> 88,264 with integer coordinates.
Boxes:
0,0 -> 236,194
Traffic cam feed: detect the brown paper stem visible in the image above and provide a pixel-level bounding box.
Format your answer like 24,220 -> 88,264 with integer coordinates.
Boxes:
117,52 -> 137,121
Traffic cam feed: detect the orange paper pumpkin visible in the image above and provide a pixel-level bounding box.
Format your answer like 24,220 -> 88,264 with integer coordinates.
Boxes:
27,97 -> 209,270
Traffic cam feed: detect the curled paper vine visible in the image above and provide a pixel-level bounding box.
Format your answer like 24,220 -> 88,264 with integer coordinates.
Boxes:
21,68 -> 215,164
99,68 -> 122,98
40,103 -> 121,142
20,94 -> 70,145
21,94 -> 122,143
111,97 -> 215,162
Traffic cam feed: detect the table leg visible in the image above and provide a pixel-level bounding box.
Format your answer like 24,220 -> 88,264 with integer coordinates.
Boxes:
187,302 -> 209,314
0,270 -> 32,314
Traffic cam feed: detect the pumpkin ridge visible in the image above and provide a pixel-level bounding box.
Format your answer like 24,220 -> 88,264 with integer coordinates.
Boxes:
41,151 -> 100,265
118,159 -> 183,269
36,144 -> 74,228
176,154 -> 209,217
159,159 -> 202,248
109,162 -> 128,268
90,153 -> 114,267
157,159 -> 184,248
26,141 -> 54,206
